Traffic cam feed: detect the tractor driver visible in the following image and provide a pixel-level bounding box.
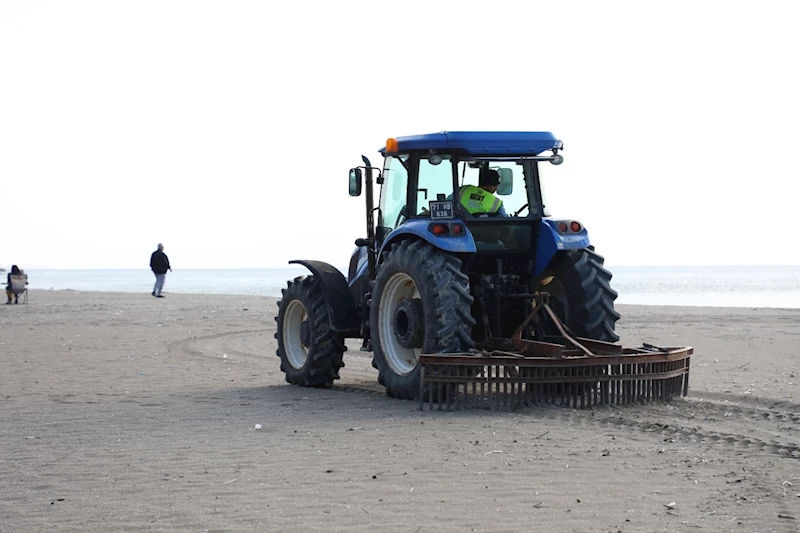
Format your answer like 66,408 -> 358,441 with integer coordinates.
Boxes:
458,167 -> 507,216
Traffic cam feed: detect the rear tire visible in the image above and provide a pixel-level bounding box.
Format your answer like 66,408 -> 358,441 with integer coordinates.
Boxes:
275,276 -> 346,387
537,248 -> 620,342
371,240 -> 475,400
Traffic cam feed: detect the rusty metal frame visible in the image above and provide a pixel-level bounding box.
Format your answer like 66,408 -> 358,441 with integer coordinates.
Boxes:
418,346 -> 692,410
417,296 -> 692,410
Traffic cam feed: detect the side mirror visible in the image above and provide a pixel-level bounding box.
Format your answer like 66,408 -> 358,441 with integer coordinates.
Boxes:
496,167 -> 513,196
349,168 -> 363,197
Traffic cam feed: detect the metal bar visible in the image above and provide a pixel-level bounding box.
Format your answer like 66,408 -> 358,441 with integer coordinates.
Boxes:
683,357 -> 690,396
570,367 -> 577,408
419,364 -> 425,410
428,365 -> 434,410
487,365 -> 493,408
513,339 -> 564,358
471,376 -> 477,409
480,371 -> 485,409
418,347 -> 693,367
446,366 -> 452,411
494,366 -> 501,411
511,300 -> 543,340
542,304 -> 593,357
503,366 -> 508,409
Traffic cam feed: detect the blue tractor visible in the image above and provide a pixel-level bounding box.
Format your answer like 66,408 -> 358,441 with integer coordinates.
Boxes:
276,132 -> 621,400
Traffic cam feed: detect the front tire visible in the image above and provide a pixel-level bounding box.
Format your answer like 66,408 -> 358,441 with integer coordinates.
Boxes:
371,240 -> 475,399
275,276 -> 346,387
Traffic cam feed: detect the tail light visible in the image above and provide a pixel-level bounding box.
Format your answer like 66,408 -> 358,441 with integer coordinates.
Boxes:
555,220 -> 583,234
428,223 -> 465,237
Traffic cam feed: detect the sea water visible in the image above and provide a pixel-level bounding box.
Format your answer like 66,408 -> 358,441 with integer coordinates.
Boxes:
18,265 -> 800,309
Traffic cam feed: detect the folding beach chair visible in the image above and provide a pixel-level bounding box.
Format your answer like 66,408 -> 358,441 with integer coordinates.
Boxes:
8,273 -> 28,304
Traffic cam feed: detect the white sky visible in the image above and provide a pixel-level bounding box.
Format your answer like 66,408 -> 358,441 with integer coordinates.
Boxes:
1,0 -> 799,269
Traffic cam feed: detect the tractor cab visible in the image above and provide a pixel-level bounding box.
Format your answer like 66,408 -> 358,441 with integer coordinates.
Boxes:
359,132 -> 569,282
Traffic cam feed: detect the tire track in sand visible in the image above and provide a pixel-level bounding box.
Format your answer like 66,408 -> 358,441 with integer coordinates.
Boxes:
168,330 -> 800,459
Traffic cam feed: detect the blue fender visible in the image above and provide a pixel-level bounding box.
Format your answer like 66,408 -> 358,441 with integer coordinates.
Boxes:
534,219 -> 591,275
288,259 -> 361,332
349,247 -> 369,285
377,218 -> 477,257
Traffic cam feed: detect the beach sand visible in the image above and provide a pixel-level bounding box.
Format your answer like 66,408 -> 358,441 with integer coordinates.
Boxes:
1,291 -> 798,532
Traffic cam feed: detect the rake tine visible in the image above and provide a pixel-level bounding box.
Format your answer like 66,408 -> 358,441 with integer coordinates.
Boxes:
485,367 -> 491,411
419,364 -> 425,411
625,364 -> 630,404
446,367 -> 452,412
457,365 -> 463,410
580,367 -> 586,409
495,365 -> 499,410
427,366 -> 433,410
620,364 -> 625,405
494,366 -> 501,411
472,374 -> 477,409
626,363 -> 632,405
503,366 -> 508,408
613,364 -> 618,405
571,367 -> 576,407
683,358 -> 690,396
479,369 -> 485,410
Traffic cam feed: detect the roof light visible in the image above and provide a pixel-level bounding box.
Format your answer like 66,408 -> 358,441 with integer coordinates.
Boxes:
386,137 -> 398,153
570,221 -> 582,232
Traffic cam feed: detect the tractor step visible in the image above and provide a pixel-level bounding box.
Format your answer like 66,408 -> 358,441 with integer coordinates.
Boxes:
418,346 -> 692,410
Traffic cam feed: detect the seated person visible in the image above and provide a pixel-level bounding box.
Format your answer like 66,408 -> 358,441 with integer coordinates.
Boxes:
6,265 -> 26,305
457,168 -> 507,216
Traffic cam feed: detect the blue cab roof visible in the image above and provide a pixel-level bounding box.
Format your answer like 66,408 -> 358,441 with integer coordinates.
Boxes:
380,131 -> 562,156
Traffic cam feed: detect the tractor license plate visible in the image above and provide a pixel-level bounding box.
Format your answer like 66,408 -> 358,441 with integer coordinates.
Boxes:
429,200 -> 454,220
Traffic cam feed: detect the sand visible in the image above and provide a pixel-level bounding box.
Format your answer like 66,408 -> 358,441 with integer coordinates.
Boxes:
1,290 -> 798,532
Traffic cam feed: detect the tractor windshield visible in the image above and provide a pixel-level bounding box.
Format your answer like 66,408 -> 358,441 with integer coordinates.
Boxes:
456,159 -> 529,217
413,156 -> 532,218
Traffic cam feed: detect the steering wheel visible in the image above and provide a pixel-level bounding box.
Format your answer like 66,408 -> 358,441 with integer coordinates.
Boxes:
472,211 -> 501,218
514,204 -> 529,217
394,207 -> 408,228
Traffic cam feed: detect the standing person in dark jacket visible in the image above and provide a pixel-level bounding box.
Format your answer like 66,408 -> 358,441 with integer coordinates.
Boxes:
149,243 -> 172,298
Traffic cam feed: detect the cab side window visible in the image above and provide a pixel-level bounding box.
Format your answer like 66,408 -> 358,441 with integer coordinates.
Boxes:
416,156 -> 454,215
379,156 -> 409,239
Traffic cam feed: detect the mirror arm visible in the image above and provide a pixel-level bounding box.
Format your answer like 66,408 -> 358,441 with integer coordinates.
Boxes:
361,155 -> 377,283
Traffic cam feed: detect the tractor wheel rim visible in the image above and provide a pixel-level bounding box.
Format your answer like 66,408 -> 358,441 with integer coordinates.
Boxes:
283,299 -> 309,369
379,272 -> 422,376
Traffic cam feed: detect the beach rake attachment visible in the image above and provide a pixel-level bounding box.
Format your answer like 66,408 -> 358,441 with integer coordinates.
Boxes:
418,295 -> 692,411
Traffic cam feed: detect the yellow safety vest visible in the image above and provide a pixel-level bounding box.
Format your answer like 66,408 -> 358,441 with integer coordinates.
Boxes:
458,185 -> 503,215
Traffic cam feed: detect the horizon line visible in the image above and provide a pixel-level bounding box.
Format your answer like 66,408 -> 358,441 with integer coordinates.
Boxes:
10,264 -> 800,271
